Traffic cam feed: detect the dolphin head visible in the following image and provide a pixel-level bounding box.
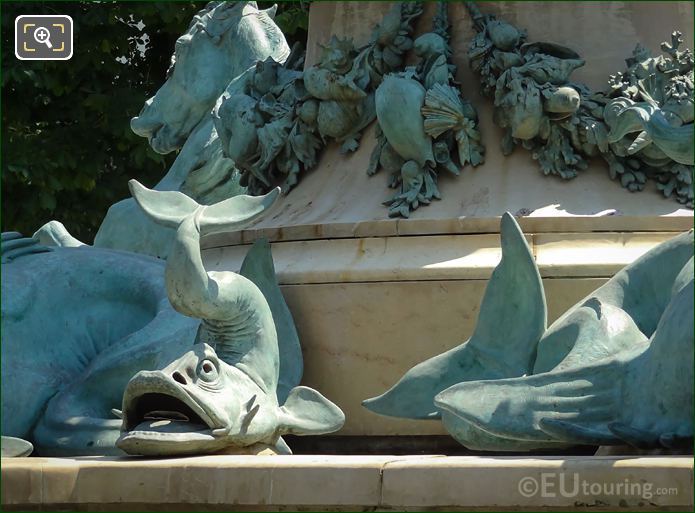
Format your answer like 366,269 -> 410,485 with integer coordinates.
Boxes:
119,184 -> 344,457
117,343 -> 279,456
117,342 -> 345,456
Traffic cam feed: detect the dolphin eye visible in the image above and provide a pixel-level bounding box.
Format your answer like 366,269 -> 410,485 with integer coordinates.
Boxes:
198,359 -> 218,382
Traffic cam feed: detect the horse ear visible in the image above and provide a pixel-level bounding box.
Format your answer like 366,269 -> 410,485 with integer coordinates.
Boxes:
277,387 -> 345,436
264,4 -> 278,20
204,2 -> 247,39
211,1 -> 244,19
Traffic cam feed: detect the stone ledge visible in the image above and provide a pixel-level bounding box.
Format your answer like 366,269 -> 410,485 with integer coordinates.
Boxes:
3,455 -> 692,511
203,232 -> 679,285
202,215 -> 694,247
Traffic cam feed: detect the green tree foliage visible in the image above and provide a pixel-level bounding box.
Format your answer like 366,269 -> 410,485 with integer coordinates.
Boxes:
2,1 -> 308,242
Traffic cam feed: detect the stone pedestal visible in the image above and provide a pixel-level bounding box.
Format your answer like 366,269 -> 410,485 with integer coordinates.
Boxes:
2,4 -> 692,513
199,1 -> 693,437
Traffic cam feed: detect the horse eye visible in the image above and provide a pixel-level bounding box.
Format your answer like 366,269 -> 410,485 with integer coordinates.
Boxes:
165,57 -> 176,79
174,36 -> 191,56
202,362 -> 213,374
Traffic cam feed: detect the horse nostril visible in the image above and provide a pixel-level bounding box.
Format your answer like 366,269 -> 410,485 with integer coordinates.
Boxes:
130,116 -> 162,138
172,371 -> 187,385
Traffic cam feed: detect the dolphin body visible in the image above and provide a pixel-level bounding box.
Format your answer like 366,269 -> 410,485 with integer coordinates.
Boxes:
2,186 -> 333,456
117,182 -> 344,456
1,234 -> 197,456
364,214 -> 693,451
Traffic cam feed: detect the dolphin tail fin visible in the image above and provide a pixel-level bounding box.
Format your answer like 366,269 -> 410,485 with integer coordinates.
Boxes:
196,188 -> 280,237
129,179 -> 280,236
128,180 -> 199,230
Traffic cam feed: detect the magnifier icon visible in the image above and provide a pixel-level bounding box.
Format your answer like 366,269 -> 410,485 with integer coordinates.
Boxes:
34,26 -> 53,48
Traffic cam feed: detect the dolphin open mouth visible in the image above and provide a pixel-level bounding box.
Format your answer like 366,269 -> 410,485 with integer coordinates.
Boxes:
116,372 -> 228,455
126,392 -> 212,432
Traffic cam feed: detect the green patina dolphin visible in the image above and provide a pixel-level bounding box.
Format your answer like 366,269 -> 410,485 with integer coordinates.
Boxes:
2,187 -> 316,456
117,181 -> 344,455
1,234 -> 197,456
363,213 -> 551,450
435,231 -> 693,449
364,214 -> 693,451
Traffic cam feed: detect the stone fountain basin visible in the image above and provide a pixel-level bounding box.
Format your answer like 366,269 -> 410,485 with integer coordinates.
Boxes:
3,454 -> 692,511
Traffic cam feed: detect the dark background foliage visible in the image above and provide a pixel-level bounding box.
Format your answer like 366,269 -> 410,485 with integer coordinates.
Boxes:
1,1 -> 308,241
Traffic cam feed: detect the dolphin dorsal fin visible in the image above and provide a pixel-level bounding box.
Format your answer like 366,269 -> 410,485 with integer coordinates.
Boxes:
362,213 -> 547,419
466,212 -> 547,369
240,239 -> 303,404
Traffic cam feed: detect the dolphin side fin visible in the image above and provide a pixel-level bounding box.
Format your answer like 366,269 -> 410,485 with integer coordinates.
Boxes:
433,360 -> 619,444
539,418 -> 620,446
363,212 -> 546,419
1,436 -> 34,457
240,239 -> 303,404
541,277 -> 694,448
273,436 -> 292,455
362,344 -> 474,420
278,386 -> 345,436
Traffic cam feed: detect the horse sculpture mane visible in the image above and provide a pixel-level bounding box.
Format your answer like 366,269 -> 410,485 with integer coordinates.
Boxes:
64,1 -> 292,259
166,2 -> 289,80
